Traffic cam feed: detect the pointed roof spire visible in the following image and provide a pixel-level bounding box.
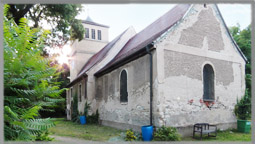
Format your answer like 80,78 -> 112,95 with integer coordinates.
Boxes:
82,5 -> 109,28
85,15 -> 93,22
85,6 -> 93,22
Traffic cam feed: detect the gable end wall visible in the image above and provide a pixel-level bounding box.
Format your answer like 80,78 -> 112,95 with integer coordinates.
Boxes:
155,4 -> 245,135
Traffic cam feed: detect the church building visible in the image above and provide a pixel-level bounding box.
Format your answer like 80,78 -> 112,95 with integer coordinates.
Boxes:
66,4 -> 246,136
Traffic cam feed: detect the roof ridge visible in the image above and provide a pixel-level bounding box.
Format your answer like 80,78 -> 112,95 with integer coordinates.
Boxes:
95,4 -> 191,76
82,20 -> 110,28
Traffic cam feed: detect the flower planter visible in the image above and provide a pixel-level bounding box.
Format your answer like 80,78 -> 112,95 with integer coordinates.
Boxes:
141,125 -> 153,141
237,119 -> 251,133
80,116 -> 86,125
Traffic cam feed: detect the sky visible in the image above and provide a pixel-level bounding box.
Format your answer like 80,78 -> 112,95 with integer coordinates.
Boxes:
76,4 -> 251,41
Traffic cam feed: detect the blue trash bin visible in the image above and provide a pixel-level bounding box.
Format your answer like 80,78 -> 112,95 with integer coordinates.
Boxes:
80,116 -> 86,125
141,125 -> 153,141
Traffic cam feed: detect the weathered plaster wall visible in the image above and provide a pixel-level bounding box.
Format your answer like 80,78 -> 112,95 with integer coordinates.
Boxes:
164,52 -> 234,86
95,52 -> 158,130
84,27 -> 137,114
66,77 -> 89,120
161,50 -> 243,127
178,6 -> 224,52
68,27 -> 137,119
154,4 -> 246,132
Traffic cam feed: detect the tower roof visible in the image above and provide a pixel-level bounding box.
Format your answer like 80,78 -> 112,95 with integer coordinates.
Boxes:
82,16 -> 109,28
85,16 -> 94,22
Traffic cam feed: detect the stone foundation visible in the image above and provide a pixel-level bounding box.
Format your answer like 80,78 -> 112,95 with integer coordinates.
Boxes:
101,120 -> 237,137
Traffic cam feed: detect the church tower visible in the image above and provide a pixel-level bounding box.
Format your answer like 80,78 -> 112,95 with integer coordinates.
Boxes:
69,16 -> 109,81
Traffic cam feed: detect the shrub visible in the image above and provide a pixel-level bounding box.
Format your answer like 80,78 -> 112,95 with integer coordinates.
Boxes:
35,130 -> 54,141
234,89 -> 251,120
71,93 -> 79,123
154,126 -> 181,141
125,129 -> 137,141
87,110 -> 99,124
4,5 -> 63,140
84,101 -> 91,117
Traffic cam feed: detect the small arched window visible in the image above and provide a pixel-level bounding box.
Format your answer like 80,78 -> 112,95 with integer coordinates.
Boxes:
120,70 -> 128,102
203,64 -> 215,101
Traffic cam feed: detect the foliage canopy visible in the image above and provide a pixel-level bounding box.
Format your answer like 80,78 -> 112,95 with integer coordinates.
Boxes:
7,4 -> 85,47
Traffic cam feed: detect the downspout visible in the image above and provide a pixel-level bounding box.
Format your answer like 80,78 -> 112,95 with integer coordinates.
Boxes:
146,45 -> 153,126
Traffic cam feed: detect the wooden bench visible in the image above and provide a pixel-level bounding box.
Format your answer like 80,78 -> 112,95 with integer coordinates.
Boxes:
193,123 -> 217,140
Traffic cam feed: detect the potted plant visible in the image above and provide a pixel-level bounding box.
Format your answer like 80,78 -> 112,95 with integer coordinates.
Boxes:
234,89 -> 251,133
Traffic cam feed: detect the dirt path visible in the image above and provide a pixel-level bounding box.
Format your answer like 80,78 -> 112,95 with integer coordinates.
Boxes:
51,135 -> 93,143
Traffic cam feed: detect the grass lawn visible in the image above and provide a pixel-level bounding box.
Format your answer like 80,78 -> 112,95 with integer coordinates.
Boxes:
48,118 -> 123,141
182,129 -> 251,141
49,118 -> 251,142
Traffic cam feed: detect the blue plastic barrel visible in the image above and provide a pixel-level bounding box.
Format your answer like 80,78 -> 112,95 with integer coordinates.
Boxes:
141,125 -> 153,141
80,116 -> 86,125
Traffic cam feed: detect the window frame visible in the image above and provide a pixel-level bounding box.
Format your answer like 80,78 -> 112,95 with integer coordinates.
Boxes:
120,69 -> 128,103
91,29 -> 95,39
70,87 -> 73,102
85,28 -> 89,38
79,84 -> 82,102
203,64 -> 215,102
84,78 -> 87,99
97,30 -> 101,40
66,90 -> 69,103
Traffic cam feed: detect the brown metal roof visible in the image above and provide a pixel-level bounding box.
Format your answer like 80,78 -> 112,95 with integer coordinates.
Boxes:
95,4 -> 191,76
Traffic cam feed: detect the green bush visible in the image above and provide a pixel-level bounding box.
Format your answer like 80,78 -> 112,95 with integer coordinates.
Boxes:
234,89 -> 251,120
87,110 -> 99,124
71,93 -> 79,123
84,101 -> 91,117
154,126 -> 181,141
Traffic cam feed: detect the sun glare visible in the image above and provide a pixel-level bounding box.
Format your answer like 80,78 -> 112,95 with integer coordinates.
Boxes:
50,44 -> 72,66
56,55 -> 69,65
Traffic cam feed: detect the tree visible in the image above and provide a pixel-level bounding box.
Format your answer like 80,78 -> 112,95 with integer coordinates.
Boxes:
7,4 -> 85,47
229,24 -> 251,74
4,5 -> 65,141
6,4 -> 83,118
229,24 -> 251,118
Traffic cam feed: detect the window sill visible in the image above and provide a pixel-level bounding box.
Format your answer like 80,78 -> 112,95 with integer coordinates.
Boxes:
203,99 -> 215,102
120,102 -> 128,105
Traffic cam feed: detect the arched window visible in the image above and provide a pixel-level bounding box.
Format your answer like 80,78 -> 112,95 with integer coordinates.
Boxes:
120,70 -> 128,102
203,64 -> 215,101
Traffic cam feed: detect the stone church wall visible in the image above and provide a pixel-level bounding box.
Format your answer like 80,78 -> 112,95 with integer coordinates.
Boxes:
154,4 -> 246,136
95,53 -> 158,131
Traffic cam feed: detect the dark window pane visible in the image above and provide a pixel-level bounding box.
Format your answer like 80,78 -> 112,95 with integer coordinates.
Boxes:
85,28 -> 89,38
70,88 -> 73,103
79,84 -> 82,102
84,79 -> 87,99
98,30 -> 101,40
92,29 -> 95,39
203,64 -> 214,101
120,70 -> 128,102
